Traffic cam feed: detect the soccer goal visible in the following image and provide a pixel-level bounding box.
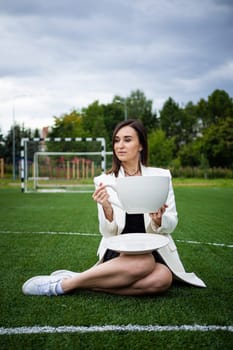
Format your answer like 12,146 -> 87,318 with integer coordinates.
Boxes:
20,137 -> 107,193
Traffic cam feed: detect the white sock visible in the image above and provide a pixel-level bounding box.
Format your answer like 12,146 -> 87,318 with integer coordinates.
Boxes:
55,280 -> 65,295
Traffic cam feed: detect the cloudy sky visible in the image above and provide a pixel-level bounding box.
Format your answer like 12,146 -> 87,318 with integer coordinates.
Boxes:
0,0 -> 232,135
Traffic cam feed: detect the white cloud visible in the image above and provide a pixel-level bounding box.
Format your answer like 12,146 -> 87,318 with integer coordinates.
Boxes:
0,0 -> 232,135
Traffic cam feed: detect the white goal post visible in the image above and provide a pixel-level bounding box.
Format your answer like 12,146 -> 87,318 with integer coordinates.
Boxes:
20,137 -> 107,193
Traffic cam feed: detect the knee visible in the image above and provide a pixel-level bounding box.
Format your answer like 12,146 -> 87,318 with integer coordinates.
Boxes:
124,254 -> 155,280
153,265 -> 173,293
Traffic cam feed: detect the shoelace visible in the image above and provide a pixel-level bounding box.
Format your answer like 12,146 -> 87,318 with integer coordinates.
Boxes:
37,280 -> 58,296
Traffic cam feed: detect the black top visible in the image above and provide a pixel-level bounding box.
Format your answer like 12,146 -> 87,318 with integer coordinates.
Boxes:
121,213 -> 146,234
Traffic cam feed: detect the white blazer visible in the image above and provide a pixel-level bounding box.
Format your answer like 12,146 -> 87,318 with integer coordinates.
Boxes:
94,165 -> 206,288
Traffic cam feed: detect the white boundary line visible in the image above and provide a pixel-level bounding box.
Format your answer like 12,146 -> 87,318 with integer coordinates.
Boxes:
0,231 -> 99,237
0,324 -> 232,335
0,231 -> 232,248
176,239 -> 233,248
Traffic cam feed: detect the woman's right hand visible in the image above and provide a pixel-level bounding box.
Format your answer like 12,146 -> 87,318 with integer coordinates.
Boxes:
92,183 -> 113,221
92,183 -> 111,209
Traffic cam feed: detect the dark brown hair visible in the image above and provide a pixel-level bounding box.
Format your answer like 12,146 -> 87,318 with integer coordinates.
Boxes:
108,119 -> 148,176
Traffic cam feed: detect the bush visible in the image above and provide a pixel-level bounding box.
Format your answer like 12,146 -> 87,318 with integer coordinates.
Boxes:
170,167 -> 233,178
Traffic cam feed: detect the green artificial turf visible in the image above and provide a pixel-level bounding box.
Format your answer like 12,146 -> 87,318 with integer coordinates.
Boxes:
0,184 -> 232,349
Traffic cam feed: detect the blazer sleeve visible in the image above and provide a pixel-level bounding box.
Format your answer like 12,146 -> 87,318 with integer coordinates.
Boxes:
94,174 -> 120,238
96,203 -> 119,237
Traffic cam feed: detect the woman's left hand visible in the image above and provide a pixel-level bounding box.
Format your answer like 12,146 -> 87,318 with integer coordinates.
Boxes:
149,204 -> 168,227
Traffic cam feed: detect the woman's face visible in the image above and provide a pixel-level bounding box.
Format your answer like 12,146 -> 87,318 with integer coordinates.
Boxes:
113,126 -> 142,165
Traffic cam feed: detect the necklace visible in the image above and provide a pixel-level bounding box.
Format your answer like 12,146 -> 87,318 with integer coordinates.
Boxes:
124,168 -> 139,176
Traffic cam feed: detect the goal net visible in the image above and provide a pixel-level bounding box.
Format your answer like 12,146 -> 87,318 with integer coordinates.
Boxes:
20,137 -> 108,193
34,151 -> 101,192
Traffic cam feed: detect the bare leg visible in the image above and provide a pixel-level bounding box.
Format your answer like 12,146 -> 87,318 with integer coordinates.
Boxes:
93,263 -> 173,295
61,253 -> 155,293
61,254 -> 172,296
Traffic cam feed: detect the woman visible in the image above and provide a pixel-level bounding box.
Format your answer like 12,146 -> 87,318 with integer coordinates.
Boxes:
22,119 -> 206,296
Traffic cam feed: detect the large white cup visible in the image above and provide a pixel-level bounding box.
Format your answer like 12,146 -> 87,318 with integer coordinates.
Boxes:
105,176 -> 169,214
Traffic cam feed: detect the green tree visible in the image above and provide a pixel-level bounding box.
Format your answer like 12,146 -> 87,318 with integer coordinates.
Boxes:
126,89 -> 158,130
49,110 -> 84,138
47,110 -> 85,151
0,129 -> 4,159
196,98 -> 209,129
202,117 -> 233,168
178,139 -> 203,167
111,90 -> 158,131
207,89 -> 233,123
103,101 -> 125,149
183,101 -> 200,143
3,124 -> 39,175
82,101 -> 108,140
148,129 -> 175,167
197,89 -> 233,129
159,97 -> 185,154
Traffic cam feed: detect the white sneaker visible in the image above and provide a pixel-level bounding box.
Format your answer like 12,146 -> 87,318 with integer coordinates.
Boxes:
22,275 -> 62,296
50,270 -> 79,279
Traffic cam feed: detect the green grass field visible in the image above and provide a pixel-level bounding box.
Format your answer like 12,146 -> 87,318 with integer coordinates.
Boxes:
0,180 -> 233,349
